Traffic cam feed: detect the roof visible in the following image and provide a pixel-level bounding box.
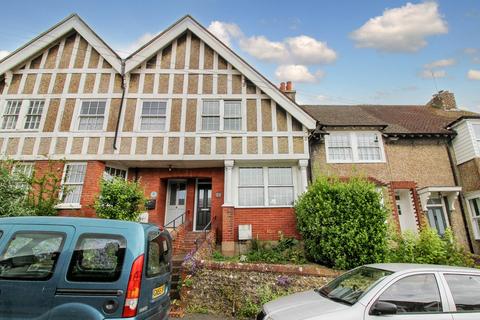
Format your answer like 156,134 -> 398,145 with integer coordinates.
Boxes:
301,104 -> 478,135
367,263 -> 480,273
0,13 -> 122,75
446,115 -> 480,128
0,216 -> 152,231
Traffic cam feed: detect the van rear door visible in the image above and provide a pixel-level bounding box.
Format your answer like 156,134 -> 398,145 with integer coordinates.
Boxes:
50,230 -> 132,320
137,229 -> 172,318
0,224 -> 74,320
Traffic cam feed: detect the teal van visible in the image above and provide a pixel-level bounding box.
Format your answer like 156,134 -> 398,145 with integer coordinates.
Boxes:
0,216 -> 172,320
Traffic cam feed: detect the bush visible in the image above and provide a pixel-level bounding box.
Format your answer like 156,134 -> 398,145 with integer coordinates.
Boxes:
295,176 -> 388,270
387,227 -> 474,267
0,162 -> 32,216
94,177 -> 147,221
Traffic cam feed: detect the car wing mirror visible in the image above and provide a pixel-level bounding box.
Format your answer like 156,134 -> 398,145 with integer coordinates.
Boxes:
370,301 -> 398,316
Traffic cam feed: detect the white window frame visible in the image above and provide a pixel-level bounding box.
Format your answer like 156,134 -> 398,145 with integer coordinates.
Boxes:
235,165 -> 297,208
466,191 -> 480,240
57,162 -> 87,209
75,100 -> 108,132
12,162 -> 35,178
325,131 -> 386,164
103,165 -> 128,181
136,99 -> 169,132
199,99 -> 244,132
0,99 -> 46,131
471,123 -> 480,156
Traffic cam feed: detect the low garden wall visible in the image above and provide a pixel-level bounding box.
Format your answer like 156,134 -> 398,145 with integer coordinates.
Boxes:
181,260 -> 340,318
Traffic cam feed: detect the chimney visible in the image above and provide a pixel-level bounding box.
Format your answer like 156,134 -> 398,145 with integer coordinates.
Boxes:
426,90 -> 457,110
279,81 -> 296,102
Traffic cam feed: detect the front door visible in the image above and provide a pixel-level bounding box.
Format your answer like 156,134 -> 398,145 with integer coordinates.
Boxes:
165,180 -> 186,226
195,181 -> 212,231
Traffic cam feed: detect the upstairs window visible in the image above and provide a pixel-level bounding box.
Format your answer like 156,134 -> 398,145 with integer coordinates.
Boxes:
201,100 -> 220,131
326,132 -> 384,163
24,100 -> 45,130
201,100 -> 242,131
61,163 -> 87,205
1,100 -> 22,130
473,124 -> 480,153
224,101 -> 242,131
140,101 -> 167,131
78,101 -> 106,131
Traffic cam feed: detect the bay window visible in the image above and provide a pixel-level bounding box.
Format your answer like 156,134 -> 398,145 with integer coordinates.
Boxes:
473,124 -> 480,153
469,197 -> 480,240
326,131 -> 384,163
238,167 -> 295,207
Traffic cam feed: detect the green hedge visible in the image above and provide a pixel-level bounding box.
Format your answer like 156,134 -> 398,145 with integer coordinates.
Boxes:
295,176 -> 388,269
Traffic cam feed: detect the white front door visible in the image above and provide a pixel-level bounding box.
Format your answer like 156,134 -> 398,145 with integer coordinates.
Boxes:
395,190 -> 418,233
165,180 -> 186,225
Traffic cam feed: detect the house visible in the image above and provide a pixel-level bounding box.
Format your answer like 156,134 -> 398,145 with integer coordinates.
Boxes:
301,90 -> 479,252
448,113 -> 480,254
0,14 -> 316,256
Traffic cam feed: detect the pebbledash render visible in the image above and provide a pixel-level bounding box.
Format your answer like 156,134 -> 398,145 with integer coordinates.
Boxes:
0,14 -> 315,256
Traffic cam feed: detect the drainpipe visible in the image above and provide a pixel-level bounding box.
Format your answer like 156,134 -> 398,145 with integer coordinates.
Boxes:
446,140 -> 474,253
113,60 -> 126,150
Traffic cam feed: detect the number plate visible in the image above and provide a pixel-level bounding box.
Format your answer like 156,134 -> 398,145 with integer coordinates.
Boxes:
152,285 -> 165,299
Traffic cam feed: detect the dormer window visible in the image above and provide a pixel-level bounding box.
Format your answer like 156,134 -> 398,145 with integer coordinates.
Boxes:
325,131 -> 385,163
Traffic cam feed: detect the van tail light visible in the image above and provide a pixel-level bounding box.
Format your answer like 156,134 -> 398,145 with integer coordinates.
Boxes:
123,254 -> 144,318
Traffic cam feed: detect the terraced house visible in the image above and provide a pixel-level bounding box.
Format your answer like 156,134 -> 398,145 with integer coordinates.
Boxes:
302,91 -> 480,253
0,14 -> 316,255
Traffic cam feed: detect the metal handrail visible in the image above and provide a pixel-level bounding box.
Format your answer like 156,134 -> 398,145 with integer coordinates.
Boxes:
194,215 -> 216,248
164,210 -> 188,230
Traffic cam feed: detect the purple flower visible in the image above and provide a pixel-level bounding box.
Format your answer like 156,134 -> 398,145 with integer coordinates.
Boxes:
276,275 -> 292,288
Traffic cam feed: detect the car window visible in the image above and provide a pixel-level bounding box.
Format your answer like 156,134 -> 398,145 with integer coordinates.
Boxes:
0,231 -> 3,239
67,234 -> 126,282
376,274 -> 442,313
147,231 -> 171,278
0,232 -> 65,281
445,274 -> 480,312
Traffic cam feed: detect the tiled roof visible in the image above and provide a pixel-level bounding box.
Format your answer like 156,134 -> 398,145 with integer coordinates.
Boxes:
301,105 -> 478,135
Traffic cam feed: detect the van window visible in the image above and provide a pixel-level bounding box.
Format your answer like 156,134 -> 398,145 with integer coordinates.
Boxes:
146,232 -> 171,278
0,232 -> 65,280
0,231 -> 3,239
67,234 -> 126,282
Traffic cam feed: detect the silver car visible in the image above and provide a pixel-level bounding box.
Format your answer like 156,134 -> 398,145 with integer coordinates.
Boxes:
258,263 -> 480,320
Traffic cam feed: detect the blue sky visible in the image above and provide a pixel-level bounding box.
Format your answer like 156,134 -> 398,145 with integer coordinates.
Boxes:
0,0 -> 479,110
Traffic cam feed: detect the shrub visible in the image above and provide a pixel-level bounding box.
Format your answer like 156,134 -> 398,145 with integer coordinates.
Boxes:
295,176 -> 388,270
387,227 -> 474,267
0,162 -> 32,217
94,177 -> 147,221
246,236 -> 307,265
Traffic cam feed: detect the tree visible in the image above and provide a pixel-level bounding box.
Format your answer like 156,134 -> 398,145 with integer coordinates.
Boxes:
94,177 -> 147,221
0,162 -> 32,217
295,176 -> 388,269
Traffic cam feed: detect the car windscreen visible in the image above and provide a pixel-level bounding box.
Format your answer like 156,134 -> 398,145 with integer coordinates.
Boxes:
317,266 -> 393,305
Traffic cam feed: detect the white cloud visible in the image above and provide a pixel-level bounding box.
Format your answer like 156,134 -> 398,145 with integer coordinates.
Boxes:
239,36 -> 289,62
285,36 -> 337,64
424,58 -> 455,69
467,69 -> 480,80
419,69 -> 447,79
0,50 -> 10,60
116,33 -> 157,58
275,64 -> 324,83
464,48 -> 478,55
207,21 -> 243,47
207,21 -> 337,65
351,2 -> 448,52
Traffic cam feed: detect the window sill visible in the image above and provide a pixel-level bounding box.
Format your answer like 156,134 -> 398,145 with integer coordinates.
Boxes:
55,204 -> 82,210
326,160 -> 386,164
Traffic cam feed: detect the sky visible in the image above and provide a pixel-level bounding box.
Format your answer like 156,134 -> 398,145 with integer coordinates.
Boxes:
0,0 -> 479,111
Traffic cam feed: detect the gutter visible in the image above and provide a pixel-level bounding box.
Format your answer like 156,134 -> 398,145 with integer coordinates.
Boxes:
113,60 -> 126,150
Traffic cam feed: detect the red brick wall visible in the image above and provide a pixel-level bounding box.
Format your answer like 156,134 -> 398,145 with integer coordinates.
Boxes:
232,207 -> 299,241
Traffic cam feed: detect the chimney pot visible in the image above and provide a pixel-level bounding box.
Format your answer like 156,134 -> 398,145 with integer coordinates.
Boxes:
286,81 -> 293,91
280,82 -> 286,91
